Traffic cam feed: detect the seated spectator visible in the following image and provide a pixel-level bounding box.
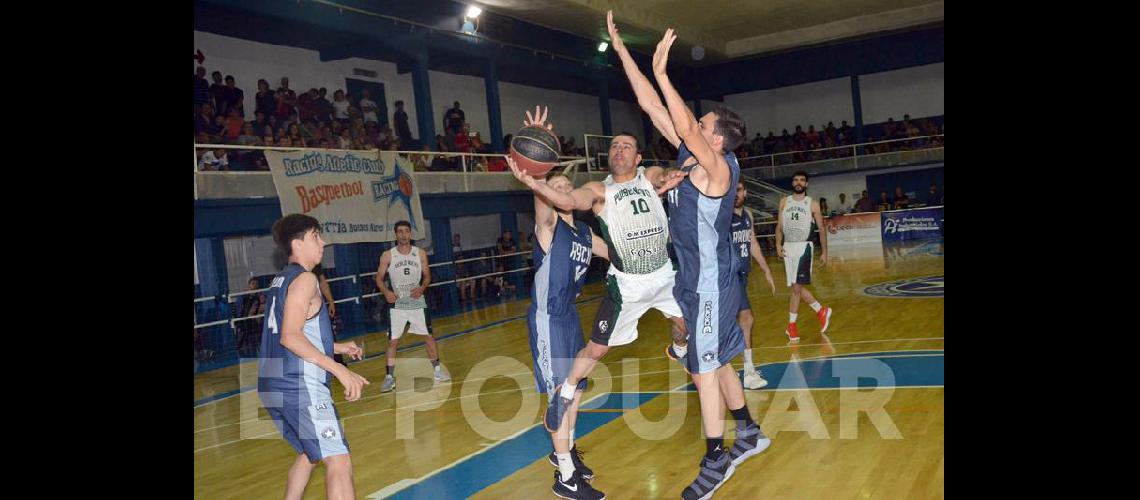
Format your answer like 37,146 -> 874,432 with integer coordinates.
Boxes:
819,198 -> 831,217
223,109 -> 244,140
194,104 -> 221,140
198,148 -> 229,171
926,183 -> 941,206
236,123 -> 260,146
336,129 -> 351,149
839,120 -> 853,141
763,132 -> 777,156
250,111 -> 272,137
835,193 -> 851,215
411,144 -> 432,171
485,155 -> 508,172
278,136 -> 294,148
893,186 -> 910,209
444,102 -> 465,136
287,123 -> 305,147
453,125 -> 472,153
878,191 -> 891,211
855,190 -> 875,213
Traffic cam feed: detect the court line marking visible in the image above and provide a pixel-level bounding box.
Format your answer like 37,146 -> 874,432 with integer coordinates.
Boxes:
363,390 -> 611,499
376,350 -> 947,499
193,333 -> 945,409
195,349 -> 943,450
193,344 -> 944,434
192,344 -> 945,435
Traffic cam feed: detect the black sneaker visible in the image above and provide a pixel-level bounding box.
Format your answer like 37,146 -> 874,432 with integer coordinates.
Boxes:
552,470 -> 605,500
681,451 -> 735,500
548,446 -> 594,480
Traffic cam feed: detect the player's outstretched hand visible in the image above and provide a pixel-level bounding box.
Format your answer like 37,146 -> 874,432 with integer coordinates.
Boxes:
524,105 -> 553,131
507,155 -> 543,189
653,28 -> 677,76
606,11 -> 626,53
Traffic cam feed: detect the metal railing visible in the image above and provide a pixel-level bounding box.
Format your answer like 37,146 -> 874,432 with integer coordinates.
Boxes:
193,250 -> 540,330
738,135 -> 944,180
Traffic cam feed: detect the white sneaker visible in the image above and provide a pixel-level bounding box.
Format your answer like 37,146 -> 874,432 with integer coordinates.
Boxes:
380,374 -> 396,393
743,370 -> 769,390
434,365 -> 451,382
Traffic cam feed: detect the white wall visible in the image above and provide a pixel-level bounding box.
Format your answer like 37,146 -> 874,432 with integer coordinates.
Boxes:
859,63 -> 944,123
807,163 -> 942,213
610,100 -> 644,146
724,77 -> 854,137
499,81 -> 603,149
430,72 -> 489,141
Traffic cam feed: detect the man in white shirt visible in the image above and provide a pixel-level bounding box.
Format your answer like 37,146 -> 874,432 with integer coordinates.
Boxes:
360,89 -> 379,124
834,192 -> 852,215
198,149 -> 229,171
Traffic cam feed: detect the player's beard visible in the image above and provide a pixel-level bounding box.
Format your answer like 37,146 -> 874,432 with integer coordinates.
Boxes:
793,185 -> 806,194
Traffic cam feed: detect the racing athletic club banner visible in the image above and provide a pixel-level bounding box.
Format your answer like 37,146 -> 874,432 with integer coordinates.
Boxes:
265,149 -> 425,244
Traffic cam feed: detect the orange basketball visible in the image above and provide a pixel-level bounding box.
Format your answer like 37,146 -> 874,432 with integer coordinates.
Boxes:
509,125 -> 561,177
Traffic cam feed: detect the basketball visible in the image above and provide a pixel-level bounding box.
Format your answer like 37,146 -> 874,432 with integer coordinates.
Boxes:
509,125 -> 561,177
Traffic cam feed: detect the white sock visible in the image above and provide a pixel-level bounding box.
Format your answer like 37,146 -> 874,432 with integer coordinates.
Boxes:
569,429 -> 575,450
559,381 -> 577,400
556,452 -> 575,482
672,341 -> 688,357
809,302 -> 822,312
743,350 -> 754,372
789,313 -> 798,323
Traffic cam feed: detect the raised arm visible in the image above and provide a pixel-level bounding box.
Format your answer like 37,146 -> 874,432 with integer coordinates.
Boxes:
607,10 -> 680,148
508,156 -> 604,212
651,29 -> 732,197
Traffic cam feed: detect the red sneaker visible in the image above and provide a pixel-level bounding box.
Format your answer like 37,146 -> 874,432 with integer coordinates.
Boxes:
785,323 -> 800,343
817,306 -> 833,333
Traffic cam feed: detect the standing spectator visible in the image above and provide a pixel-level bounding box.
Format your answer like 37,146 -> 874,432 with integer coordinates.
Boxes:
819,198 -> 831,217
839,120 -> 853,141
855,190 -> 875,213
496,229 -> 518,274
209,71 -> 227,116
315,88 -> 333,123
444,101 -> 465,135
763,132 -> 777,157
274,77 -> 297,121
359,89 -> 379,125
332,89 -> 350,124
223,75 -> 245,118
926,183 -> 941,206
298,89 -> 318,122
393,100 -> 413,146
835,193 -> 851,215
893,186 -> 910,209
255,79 -> 275,117
878,192 -> 892,211
825,121 -> 837,143
193,66 -> 210,114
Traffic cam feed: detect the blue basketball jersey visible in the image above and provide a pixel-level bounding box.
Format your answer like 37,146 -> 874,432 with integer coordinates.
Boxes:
666,142 -> 741,292
258,263 -> 335,393
532,218 -> 593,317
731,210 -> 753,275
